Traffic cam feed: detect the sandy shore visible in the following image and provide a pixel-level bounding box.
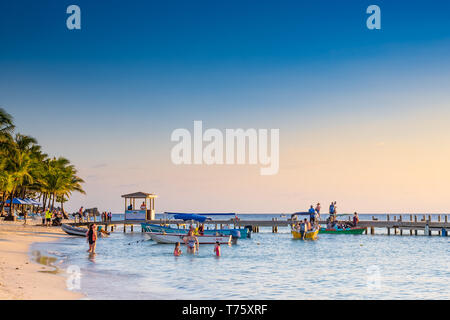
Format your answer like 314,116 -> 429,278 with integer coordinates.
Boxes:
0,220 -> 84,300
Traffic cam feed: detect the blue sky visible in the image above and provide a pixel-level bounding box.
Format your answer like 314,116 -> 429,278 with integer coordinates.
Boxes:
1,1 -> 450,213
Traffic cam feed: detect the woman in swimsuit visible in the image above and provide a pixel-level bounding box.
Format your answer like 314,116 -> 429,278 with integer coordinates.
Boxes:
86,224 -> 97,254
183,230 -> 199,254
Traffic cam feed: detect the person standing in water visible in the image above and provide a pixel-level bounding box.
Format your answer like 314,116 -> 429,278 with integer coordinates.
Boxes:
353,212 -> 360,227
214,242 -> 221,257
86,224 -> 97,254
174,242 -> 182,256
183,230 -> 199,254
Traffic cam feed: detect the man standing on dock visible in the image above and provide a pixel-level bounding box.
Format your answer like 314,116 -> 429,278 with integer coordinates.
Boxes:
309,205 -> 316,224
353,212 -> 359,226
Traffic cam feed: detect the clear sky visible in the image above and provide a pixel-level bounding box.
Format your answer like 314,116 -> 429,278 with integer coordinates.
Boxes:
1,0 -> 450,213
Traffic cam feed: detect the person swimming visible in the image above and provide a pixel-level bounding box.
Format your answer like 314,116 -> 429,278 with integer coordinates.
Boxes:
214,241 -> 221,257
174,242 -> 182,256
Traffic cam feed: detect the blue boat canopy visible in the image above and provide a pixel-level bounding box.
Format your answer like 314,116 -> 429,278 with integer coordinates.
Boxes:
291,212 -> 310,216
172,213 -> 212,222
165,212 -> 235,216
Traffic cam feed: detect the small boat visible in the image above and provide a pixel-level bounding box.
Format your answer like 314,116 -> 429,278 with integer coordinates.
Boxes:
147,232 -> 232,244
291,229 -> 319,240
61,224 -> 88,237
319,227 -> 366,235
61,224 -> 110,237
141,223 -> 249,239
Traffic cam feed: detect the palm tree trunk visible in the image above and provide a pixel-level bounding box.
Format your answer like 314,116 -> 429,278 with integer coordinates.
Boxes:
0,190 -> 5,215
7,189 -> 15,219
51,193 -> 55,211
42,193 -> 47,211
61,199 -> 68,219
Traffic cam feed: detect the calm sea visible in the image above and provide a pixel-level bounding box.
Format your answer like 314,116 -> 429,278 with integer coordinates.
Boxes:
31,213 -> 450,299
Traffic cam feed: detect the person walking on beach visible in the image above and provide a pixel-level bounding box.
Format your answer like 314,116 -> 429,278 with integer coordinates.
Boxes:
78,206 -> 84,222
214,242 -> 221,257
183,230 -> 199,254
86,224 -> 97,254
45,209 -> 52,227
174,242 -> 182,256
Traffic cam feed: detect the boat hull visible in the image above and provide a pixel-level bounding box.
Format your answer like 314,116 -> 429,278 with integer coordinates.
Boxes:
291,229 -> 319,240
61,224 -> 88,237
319,227 -> 366,234
141,223 -> 249,238
147,232 -> 232,244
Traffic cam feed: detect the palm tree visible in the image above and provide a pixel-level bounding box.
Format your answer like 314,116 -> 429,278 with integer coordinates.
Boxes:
0,108 -> 85,221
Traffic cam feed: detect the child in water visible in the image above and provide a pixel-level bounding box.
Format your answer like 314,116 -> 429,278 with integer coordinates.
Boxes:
214,241 -> 221,257
174,242 -> 182,256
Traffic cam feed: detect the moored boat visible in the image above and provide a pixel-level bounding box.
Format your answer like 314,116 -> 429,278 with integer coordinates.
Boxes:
319,227 -> 366,234
291,229 -> 319,240
141,223 -> 249,238
61,224 -> 110,237
61,223 -> 89,236
147,232 -> 233,244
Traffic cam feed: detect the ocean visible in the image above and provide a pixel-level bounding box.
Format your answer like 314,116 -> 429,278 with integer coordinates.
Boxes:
31,213 -> 450,299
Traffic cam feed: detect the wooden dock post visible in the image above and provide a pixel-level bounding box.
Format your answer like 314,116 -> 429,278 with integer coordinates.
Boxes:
414,216 -> 417,235
370,216 -> 375,235
410,215 -> 413,235
111,225 -> 114,232
394,216 -> 397,235
399,215 -> 403,236
438,215 -> 441,235
131,224 -> 134,232
387,214 -> 390,235
123,224 -> 126,233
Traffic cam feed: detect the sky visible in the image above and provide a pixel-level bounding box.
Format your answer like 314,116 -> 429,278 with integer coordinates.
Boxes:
1,0 -> 450,213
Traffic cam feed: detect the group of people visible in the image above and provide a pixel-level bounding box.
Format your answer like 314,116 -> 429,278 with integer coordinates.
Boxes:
292,201 -> 361,236
101,211 -> 112,222
173,225 -> 221,257
293,218 -> 315,239
39,208 -> 63,226
326,212 -> 360,230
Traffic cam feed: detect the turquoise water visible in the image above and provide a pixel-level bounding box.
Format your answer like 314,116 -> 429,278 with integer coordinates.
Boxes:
32,214 -> 450,299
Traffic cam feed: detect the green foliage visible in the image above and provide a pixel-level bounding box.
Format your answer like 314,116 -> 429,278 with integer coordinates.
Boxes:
0,108 -> 85,214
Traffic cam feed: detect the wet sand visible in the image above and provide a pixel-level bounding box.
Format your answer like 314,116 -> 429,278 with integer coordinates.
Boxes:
0,220 -> 83,300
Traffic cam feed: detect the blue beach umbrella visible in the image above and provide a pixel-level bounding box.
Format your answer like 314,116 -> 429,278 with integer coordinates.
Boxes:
23,198 -> 42,206
3,198 -> 28,205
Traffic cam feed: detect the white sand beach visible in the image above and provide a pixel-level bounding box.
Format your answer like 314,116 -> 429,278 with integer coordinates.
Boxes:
0,221 -> 83,300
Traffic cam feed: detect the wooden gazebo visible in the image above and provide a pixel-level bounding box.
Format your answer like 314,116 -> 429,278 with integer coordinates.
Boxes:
121,191 -> 157,221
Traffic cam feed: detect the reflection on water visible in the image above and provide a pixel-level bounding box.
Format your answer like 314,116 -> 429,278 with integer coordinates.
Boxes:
32,250 -> 60,274
31,225 -> 450,300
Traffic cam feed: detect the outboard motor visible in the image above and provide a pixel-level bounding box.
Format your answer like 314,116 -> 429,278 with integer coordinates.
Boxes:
231,230 -> 240,244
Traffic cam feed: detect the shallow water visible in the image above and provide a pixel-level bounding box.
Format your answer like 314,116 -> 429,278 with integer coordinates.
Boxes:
31,217 -> 450,299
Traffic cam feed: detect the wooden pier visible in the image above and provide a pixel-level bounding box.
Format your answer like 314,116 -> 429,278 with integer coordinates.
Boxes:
70,214 -> 449,236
